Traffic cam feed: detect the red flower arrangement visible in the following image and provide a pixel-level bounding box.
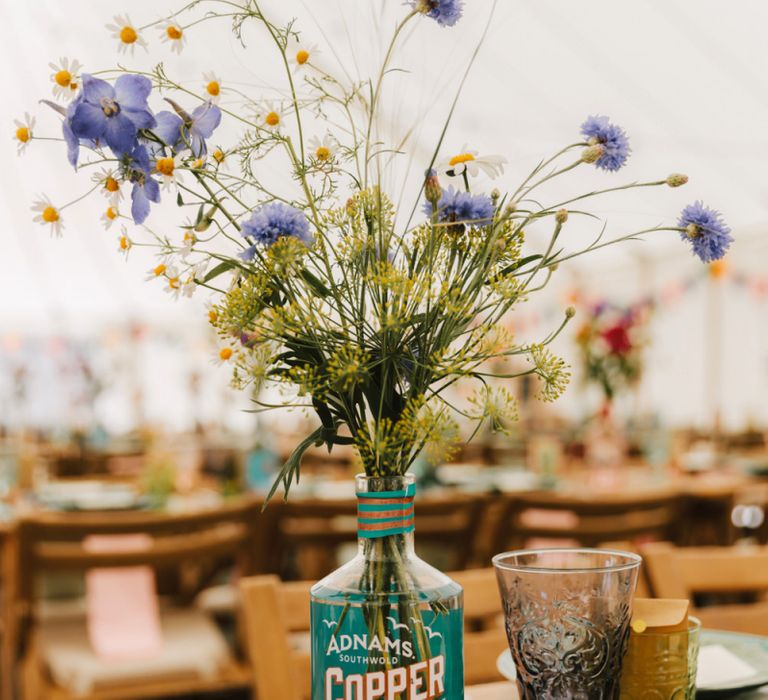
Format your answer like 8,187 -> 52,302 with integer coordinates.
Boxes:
575,302 -> 648,402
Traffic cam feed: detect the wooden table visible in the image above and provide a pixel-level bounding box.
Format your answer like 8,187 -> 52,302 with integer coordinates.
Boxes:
467,682 -> 518,698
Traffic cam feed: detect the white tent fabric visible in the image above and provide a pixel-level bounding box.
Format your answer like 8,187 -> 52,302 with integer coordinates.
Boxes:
2,0 -> 767,429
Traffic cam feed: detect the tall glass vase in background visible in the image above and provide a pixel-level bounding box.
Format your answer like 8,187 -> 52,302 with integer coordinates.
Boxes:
310,474 -> 464,699
494,548 -> 641,699
585,402 -> 627,480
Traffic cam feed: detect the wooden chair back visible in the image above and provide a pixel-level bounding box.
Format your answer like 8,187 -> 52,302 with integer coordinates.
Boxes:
240,575 -> 310,700
275,493 -> 485,579
270,499 -> 355,580
416,495 -> 487,570
239,568 -> 507,699
641,542 -> 768,634
1,524 -> 17,700
455,568 -> 508,686
494,491 -> 681,551
16,495 -> 267,608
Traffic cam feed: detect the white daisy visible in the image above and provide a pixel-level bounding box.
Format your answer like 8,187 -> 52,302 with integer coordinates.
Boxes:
287,38 -> 318,72
145,262 -> 169,281
258,101 -> 283,130
181,261 -> 207,299
202,72 -> 222,104
164,266 -> 182,298
101,205 -> 120,230
205,302 -> 219,325
308,134 -> 337,163
106,15 -> 147,55
48,57 -> 82,101
180,229 -> 197,257
117,229 -> 133,256
441,145 -> 507,179
91,168 -> 124,205
213,346 -> 235,366
13,113 -> 35,154
159,23 -> 186,54
181,275 -> 196,298
31,195 -> 63,237
210,149 -> 228,171
154,153 -> 182,191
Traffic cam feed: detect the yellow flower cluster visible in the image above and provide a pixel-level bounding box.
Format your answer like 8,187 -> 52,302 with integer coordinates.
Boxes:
264,235 -> 311,276
479,324 -> 515,358
529,344 -> 571,402
468,385 -> 519,434
230,342 -> 272,393
416,404 -> 461,468
352,397 -> 460,475
327,345 -> 369,393
210,275 -> 268,338
287,364 -> 326,399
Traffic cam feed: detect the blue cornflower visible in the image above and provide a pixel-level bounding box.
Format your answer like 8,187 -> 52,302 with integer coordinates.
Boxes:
120,144 -> 160,225
153,100 -> 222,157
580,115 -> 631,172
70,74 -> 156,155
678,201 -> 732,263
409,0 -> 464,27
240,202 -> 312,259
423,185 -> 495,225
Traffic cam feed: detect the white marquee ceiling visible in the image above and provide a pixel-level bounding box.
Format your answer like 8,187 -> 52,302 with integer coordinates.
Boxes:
3,0 -> 767,332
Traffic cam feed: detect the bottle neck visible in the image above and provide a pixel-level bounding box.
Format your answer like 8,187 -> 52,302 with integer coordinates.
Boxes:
356,480 -> 416,554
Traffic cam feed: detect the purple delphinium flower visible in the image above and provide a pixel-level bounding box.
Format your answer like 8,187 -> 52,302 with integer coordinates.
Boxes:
423,185 -> 495,225
41,97 -> 97,168
409,0 -> 464,27
153,101 -> 221,157
184,102 -> 221,156
580,115 -> 631,172
120,144 -> 160,225
70,74 -> 156,155
678,201 -> 733,263
240,202 -> 312,260
150,111 -> 184,151
63,96 -> 84,167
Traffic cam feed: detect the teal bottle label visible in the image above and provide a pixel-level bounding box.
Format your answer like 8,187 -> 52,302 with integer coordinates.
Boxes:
311,601 -> 464,699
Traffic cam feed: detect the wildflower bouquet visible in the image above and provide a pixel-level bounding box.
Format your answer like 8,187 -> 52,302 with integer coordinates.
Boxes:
575,302 -> 648,405
18,0 -> 733,693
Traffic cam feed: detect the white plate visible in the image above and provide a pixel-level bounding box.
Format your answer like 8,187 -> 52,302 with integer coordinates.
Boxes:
496,650 -> 517,682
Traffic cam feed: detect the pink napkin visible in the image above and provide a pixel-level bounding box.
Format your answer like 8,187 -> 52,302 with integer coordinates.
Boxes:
84,534 -> 163,660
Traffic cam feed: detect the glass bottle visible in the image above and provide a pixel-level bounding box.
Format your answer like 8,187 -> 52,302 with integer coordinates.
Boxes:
310,473 -> 464,699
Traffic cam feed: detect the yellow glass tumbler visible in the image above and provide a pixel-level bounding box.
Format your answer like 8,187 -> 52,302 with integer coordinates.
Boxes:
620,616 -> 701,699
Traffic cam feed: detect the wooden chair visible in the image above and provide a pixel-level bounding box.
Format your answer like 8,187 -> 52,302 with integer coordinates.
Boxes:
13,496 -> 267,699
239,568 -> 507,699
456,568 -> 510,685
677,492 -> 737,546
491,491 -> 681,554
641,542 -> 768,634
275,493 -> 486,579
1,522 -> 17,700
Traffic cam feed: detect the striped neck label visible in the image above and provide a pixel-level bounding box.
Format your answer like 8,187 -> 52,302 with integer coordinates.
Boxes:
356,484 -> 416,539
